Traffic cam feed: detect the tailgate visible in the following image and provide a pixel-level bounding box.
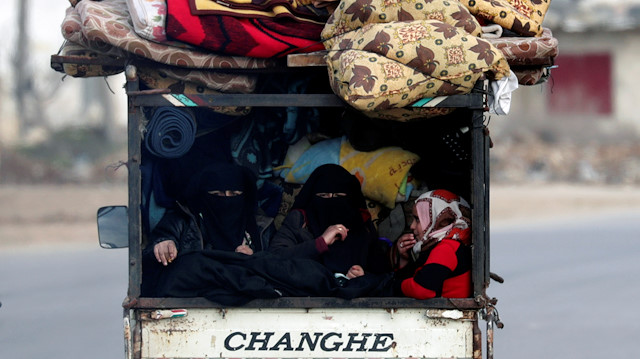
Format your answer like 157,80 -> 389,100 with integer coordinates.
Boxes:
137,307 -> 475,359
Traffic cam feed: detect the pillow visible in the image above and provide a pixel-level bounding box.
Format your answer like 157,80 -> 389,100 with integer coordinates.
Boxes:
274,136 -> 312,178
462,0 -> 551,37
339,138 -> 420,208
126,0 -> 168,42
282,137 -> 342,183
322,0 -> 483,49
326,20 -> 510,120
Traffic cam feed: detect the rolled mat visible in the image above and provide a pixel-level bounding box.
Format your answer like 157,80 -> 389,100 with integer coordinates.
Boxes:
145,107 -> 197,159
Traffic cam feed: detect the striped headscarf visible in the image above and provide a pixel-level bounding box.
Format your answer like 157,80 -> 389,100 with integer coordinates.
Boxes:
412,189 -> 471,258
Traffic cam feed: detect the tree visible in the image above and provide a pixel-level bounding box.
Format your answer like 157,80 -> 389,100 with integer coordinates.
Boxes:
13,0 -> 47,138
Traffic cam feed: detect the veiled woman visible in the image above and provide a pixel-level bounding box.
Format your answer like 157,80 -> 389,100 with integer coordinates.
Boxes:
269,164 -> 391,279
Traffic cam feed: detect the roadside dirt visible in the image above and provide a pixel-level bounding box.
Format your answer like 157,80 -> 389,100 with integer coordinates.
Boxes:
2,182 -> 640,250
0,183 -> 127,250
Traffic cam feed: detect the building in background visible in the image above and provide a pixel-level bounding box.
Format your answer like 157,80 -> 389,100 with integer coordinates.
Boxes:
503,0 -> 640,135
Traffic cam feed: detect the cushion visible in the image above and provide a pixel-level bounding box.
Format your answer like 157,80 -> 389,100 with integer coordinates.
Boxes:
322,0 -> 483,49
126,0 -> 168,42
282,137 -> 342,183
462,0 -> 551,37
326,20 -> 510,120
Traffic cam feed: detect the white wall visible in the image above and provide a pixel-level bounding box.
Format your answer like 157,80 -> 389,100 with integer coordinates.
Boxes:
498,29 -> 640,139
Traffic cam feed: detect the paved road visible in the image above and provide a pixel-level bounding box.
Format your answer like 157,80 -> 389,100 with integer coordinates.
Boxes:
489,210 -> 640,359
1,211 -> 639,358
0,245 -> 128,359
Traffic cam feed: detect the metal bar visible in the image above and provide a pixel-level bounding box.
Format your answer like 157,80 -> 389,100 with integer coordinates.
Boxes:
473,320 -> 482,359
50,54 -> 126,67
129,92 -> 488,109
484,126 -> 491,291
486,307 -> 495,359
130,93 -> 347,108
126,66 -> 142,300
412,92 -> 485,109
471,106 -> 487,298
134,297 -> 485,309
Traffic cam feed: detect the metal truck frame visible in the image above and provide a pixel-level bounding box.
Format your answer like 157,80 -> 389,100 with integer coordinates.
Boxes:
69,52 -> 501,359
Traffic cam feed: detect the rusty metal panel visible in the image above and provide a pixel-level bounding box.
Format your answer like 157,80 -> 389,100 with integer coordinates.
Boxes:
138,308 -> 476,359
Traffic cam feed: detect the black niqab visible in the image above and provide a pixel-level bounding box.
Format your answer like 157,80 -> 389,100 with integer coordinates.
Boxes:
183,163 -> 258,252
292,164 -> 374,274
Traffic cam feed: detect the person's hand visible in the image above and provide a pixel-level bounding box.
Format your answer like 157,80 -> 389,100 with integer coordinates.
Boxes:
396,233 -> 416,258
346,265 -> 364,279
321,224 -> 349,246
154,240 -> 178,266
235,244 -> 254,255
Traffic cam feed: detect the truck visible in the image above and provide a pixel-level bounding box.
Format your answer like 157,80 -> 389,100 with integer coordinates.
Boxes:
84,57 -> 504,359
52,12 -> 508,358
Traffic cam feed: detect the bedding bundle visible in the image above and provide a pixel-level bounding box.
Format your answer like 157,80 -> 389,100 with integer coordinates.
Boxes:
60,0 -> 272,94
58,0 -> 557,90
320,0 -> 512,121
165,0 -> 327,58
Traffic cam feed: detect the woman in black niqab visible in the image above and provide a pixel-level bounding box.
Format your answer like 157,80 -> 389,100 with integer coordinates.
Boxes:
270,164 -> 391,275
183,163 -> 258,252
147,163 -> 259,268
141,163 -> 258,296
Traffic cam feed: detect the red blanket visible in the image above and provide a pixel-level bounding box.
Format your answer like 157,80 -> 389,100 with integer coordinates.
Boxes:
166,0 -> 325,58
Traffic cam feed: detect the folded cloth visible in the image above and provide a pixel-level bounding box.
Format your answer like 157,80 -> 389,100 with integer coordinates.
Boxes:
486,28 -> 558,67
511,66 -> 553,86
166,0 -> 325,58
136,66 -> 254,115
145,107 -> 197,159
72,0 -> 274,69
190,0 -> 330,24
488,70 -> 518,115
481,24 -> 503,39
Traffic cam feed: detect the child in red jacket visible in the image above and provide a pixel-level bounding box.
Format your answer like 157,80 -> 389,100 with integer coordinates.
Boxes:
392,189 -> 472,299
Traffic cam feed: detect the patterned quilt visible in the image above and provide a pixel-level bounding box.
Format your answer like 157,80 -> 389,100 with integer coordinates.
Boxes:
166,0 -> 326,58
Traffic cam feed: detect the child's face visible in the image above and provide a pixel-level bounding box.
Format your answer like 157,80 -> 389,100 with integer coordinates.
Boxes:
409,205 -> 424,239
